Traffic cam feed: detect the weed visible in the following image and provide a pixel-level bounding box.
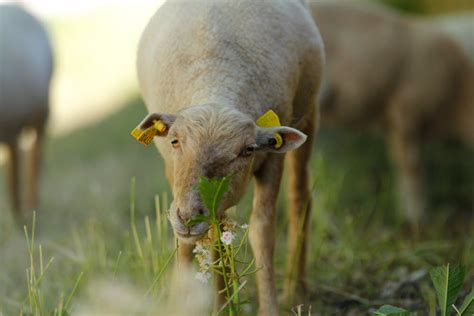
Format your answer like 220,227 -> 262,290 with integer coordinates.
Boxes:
376,264 -> 473,316
191,175 -> 255,315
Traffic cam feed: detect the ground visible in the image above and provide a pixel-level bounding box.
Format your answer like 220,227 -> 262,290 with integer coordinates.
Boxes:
0,97 -> 472,315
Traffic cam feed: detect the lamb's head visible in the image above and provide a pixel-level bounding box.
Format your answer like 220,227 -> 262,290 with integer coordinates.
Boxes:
137,104 -> 307,243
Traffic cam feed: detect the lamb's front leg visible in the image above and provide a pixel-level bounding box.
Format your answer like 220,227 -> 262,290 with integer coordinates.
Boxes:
177,241 -> 194,266
249,154 -> 284,316
170,241 -> 194,296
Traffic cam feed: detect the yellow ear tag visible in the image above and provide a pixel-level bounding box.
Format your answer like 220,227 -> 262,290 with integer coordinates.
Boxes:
256,110 -> 281,128
273,132 -> 283,149
131,120 -> 166,146
256,110 -> 283,149
153,120 -> 167,133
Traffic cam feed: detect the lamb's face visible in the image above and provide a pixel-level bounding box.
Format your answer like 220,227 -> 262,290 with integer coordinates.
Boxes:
166,106 -> 257,243
136,104 -> 307,243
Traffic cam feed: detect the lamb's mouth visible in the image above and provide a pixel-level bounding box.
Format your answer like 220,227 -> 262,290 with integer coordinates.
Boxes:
175,231 -> 191,238
175,230 -> 206,239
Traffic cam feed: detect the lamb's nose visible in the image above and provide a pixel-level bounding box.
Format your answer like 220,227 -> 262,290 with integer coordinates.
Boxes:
177,208 -> 190,224
177,208 -> 207,225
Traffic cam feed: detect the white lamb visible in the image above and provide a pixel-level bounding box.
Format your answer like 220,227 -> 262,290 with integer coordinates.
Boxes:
135,0 -> 324,313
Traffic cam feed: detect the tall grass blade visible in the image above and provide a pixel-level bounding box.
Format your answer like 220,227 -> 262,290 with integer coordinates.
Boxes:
155,195 -> 163,252
130,177 -> 144,260
113,251 -> 122,277
215,280 -> 248,316
144,248 -> 177,298
64,271 -> 84,311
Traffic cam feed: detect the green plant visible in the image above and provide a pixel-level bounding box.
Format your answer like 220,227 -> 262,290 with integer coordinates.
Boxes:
430,264 -> 465,316
190,175 -> 255,316
375,264 -> 473,316
374,304 -> 412,316
456,287 -> 474,316
22,212 -> 83,316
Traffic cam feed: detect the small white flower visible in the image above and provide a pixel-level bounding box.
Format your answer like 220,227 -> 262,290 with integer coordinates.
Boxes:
196,250 -> 212,268
202,251 -> 212,264
241,223 -> 249,229
220,231 -> 235,245
193,244 -> 206,254
194,240 -> 213,271
195,271 -> 211,283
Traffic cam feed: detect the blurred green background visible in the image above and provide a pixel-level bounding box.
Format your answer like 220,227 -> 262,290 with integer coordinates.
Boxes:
379,0 -> 473,14
0,0 -> 472,314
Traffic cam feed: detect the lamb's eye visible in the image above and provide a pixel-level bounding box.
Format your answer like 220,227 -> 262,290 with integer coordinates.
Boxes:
240,145 -> 255,157
171,139 -> 179,148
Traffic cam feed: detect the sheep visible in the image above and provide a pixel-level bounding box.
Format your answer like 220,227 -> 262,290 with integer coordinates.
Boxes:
431,12 -> 474,63
0,4 -> 53,225
134,0 -> 324,313
309,1 -> 473,226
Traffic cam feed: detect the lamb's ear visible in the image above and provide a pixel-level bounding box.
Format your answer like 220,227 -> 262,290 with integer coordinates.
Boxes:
131,112 -> 177,145
256,126 -> 307,153
137,112 -> 176,136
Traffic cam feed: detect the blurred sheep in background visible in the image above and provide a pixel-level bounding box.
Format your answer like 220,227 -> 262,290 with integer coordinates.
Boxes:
310,1 -> 473,226
0,4 -> 53,225
432,12 -> 474,62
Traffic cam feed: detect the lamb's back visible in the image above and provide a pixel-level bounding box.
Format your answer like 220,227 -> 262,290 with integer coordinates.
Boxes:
137,0 -> 323,118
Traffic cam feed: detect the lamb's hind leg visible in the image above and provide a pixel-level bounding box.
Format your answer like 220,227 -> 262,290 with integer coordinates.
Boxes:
6,139 -> 22,226
249,154 -> 284,316
282,112 -> 315,306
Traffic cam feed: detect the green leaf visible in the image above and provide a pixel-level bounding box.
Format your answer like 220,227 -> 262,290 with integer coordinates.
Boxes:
195,176 -> 231,218
186,214 -> 210,227
459,286 -> 474,316
374,304 -> 411,316
429,264 -> 466,316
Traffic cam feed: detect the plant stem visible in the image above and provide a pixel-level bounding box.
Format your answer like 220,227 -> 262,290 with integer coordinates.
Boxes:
228,244 -> 240,311
214,223 -> 234,315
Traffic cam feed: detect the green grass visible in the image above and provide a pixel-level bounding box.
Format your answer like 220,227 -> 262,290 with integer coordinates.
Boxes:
0,97 -> 472,315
